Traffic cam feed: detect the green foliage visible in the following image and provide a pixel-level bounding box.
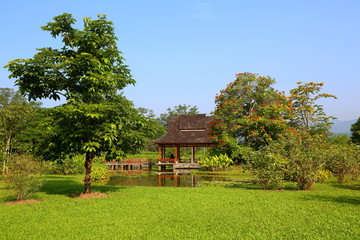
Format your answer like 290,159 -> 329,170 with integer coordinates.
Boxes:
326,143 -> 360,183
316,169 -> 333,182
4,155 -> 43,201
198,154 -> 233,171
329,134 -> 350,145
269,131 -> 330,190
45,155 -> 84,175
243,147 -> 287,190
5,14 -> 134,103
211,72 -> 292,153
0,88 -> 40,162
350,117 -> 360,144
125,151 -> 158,163
91,165 -> 109,182
137,108 -> 166,151
159,104 -> 199,127
48,97 -> 155,159
289,81 -> 337,134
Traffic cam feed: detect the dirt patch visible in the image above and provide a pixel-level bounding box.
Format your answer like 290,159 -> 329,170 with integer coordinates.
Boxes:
72,192 -> 108,199
3,199 -> 41,205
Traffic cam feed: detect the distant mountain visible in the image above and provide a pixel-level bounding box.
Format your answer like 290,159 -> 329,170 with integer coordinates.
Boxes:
331,119 -> 356,135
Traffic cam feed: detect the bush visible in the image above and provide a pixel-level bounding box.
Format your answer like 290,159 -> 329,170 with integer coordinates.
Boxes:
45,155 -> 84,175
4,155 -> 43,201
316,169 -> 333,182
198,154 -> 233,171
243,147 -> 287,190
326,144 -> 359,183
91,165 -> 110,182
244,132 -> 330,190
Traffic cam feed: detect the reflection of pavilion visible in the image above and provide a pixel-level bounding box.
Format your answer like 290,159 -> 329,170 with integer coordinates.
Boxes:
154,114 -> 216,170
157,171 -> 197,187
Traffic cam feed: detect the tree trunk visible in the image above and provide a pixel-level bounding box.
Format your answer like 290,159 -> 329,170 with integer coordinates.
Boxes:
5,135 -> 11,154
2,135 -> 12,174
83,151 -> 94,194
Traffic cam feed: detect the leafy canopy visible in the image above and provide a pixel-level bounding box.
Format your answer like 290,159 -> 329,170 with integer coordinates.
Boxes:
5,13 -> 134,103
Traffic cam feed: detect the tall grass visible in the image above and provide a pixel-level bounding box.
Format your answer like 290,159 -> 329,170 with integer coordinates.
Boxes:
0,175 -> 359,239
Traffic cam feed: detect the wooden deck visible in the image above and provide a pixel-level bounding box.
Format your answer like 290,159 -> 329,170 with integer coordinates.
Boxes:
155,159 -> 201,170
103,159 -> 151,170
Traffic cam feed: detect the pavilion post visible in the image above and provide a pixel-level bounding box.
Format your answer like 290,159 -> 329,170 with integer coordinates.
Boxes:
174,146 -> 180,163
191,147 -> 195,163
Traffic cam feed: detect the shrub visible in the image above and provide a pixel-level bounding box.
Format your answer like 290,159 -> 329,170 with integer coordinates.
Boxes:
4,155 -> 43,201
316,169 -> 333,182
326,144 -> 359,183
272,132 -> 329,190
244,132 -> 330,190
243,147 -> 287,190
198,154 -> 233,171
91,165 -> 109,182
45,155 -> 84,175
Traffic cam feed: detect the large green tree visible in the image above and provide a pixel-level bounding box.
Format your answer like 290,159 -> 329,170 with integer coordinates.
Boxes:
5,13 -> 154,193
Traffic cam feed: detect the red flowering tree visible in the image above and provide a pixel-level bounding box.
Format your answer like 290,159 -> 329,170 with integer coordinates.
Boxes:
210,73 -> 293,159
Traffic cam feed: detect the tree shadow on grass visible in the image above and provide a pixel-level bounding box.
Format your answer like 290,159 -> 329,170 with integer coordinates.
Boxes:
331,183 -> 360,191
225,180 -> 300,191
224,180 -> 262,190
300,194 -> 360,205
40,176 -> 123,197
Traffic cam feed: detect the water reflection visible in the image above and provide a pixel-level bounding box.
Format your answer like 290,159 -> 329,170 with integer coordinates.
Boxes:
107,170 -> 234,187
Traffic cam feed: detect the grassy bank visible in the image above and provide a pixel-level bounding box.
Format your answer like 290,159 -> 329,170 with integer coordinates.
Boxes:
0,175 -> 359,240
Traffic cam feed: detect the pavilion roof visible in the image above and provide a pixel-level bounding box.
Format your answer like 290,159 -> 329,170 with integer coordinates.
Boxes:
154,114 -> 215,145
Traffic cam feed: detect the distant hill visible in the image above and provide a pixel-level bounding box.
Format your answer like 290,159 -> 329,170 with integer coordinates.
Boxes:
331,119 -> 356,135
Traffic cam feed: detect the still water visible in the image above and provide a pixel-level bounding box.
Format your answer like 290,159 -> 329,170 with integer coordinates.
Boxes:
108,170 -> 235,187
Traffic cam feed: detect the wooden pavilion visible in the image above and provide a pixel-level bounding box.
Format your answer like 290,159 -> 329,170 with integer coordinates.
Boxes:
154,114 -> 216,169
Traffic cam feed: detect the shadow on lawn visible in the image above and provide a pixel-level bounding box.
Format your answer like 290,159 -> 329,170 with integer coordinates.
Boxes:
225,180 -> 300,191
40,176 -> 123,197
301,194 -> 360,205
331,183 -> 360,191
224,181 -> 262,190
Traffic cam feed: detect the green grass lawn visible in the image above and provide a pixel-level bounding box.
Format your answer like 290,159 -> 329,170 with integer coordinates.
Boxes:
0,175 -> 359,240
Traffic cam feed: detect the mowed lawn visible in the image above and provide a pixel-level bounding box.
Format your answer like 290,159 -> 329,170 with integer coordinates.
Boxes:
0,175 -> 359,240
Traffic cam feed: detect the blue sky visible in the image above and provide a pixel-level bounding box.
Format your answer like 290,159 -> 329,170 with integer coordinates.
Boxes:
1,0 -> 359,120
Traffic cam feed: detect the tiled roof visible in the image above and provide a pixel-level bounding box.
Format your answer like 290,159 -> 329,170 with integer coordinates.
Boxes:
154,114 -> 215,145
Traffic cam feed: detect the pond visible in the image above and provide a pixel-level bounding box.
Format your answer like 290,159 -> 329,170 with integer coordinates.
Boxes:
107,170 -> 252,187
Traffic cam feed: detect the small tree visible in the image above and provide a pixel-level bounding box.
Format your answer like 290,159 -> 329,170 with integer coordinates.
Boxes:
5,13 -> 154,193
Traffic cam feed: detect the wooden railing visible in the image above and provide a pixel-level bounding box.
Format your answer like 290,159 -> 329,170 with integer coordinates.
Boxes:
158,158 -> 176,163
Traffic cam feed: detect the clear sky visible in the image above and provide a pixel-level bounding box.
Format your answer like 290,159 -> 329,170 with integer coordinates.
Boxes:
1,0 -> 359,120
